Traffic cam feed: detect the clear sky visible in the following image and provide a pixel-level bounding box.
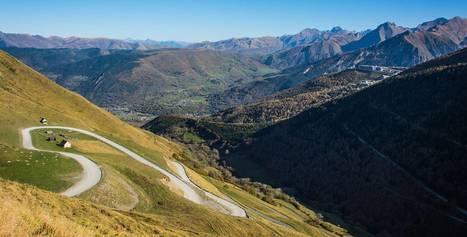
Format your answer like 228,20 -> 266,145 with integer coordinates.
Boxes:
1,0 -> 466,42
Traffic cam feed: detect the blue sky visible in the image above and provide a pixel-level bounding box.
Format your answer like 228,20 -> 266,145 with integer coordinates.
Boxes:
1,0 -> 466,42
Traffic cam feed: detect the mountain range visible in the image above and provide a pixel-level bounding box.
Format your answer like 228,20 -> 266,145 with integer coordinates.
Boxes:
188,26 -> 364,55
264,17 -> 466,69
1,16 -> 466,121
0,31 -> 189,50
211,17 -> 467,110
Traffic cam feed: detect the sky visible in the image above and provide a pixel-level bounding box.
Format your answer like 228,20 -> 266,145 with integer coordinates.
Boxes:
1,0 -> 466,42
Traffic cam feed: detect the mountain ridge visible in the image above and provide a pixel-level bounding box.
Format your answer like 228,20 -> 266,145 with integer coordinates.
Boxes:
263,17 -> 465,70
210,17 -> 467,109
189,26 -> 363,56
341,21 -> 408,52
0,31 -> 188,50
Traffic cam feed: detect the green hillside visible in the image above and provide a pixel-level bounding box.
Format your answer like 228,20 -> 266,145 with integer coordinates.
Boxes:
225,48 -> 467,236
0,50 -> 347,236
5,47 -> 277,121
211,69 -> 384,123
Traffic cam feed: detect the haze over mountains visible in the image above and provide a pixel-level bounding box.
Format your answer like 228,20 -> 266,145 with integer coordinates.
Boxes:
3,16 -> 464,58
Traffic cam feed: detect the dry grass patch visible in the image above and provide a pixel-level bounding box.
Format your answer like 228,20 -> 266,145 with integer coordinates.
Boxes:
0,180 -> 171,236
159,177 -> 184,197
185,166 -> 226,198
73,140 -> 123,155
79,165 -> 139,211
0,179 -> 310,237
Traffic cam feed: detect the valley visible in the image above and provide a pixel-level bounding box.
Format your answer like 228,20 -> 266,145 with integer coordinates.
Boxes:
3,47 -> 278,121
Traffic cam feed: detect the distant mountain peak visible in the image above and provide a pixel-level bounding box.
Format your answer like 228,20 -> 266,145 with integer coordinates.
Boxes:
0,32 -> 188,50
378,21 -> 397,29
434,17 -> 449,22
341,21 -> 407,52
416,17 -> 450,30
330,26 -> 344,33
298,28 -> 320,35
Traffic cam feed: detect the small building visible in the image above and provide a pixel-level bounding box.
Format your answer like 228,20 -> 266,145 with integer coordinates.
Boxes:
59,140 -> 72,148
357,65 -> 377,72
378,75 -> 391,80
46,136 -> 56,142
40,118 -> 48,125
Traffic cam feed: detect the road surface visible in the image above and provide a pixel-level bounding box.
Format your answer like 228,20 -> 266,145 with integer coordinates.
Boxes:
170,161 -> 247,217
21,126 -> 247,217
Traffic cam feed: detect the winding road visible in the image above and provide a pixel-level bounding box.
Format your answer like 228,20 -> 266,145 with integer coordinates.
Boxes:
21,126 -> 247,217
21,127 -> 101,197
171,161 -> 248,217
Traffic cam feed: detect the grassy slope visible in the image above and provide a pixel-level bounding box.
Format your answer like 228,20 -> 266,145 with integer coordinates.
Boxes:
0,144 -> 82,192
0,50 -> 178,162
30,127 -> 347,237
0,50 -> 343,236
0,179 -> 309,237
